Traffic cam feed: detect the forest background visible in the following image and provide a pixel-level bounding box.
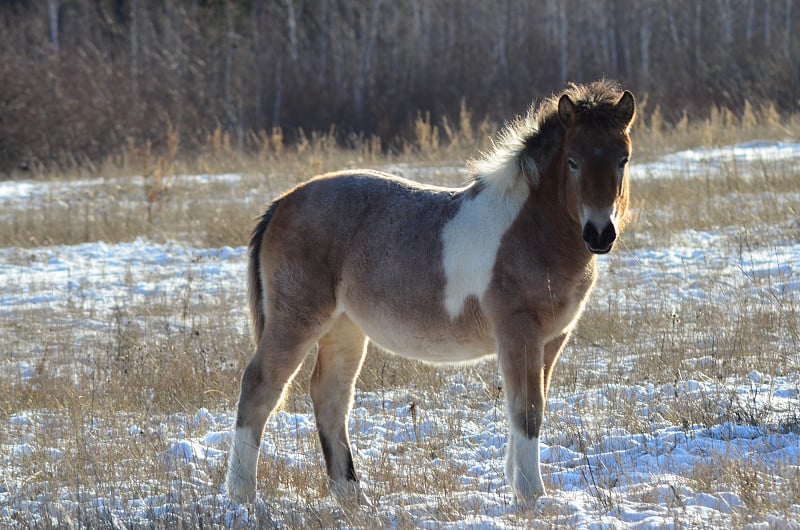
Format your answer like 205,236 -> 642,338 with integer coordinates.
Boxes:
1,0 -> 798,176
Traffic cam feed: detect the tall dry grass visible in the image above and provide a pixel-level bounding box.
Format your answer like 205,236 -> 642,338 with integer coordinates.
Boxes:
3,97 -> 798,250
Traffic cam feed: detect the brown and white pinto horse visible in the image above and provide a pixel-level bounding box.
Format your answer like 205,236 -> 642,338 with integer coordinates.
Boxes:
226,80 -> 636,507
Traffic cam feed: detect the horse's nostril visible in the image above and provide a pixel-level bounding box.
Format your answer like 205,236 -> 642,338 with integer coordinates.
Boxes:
582,222 -> 599,244
600,221 -> 616,243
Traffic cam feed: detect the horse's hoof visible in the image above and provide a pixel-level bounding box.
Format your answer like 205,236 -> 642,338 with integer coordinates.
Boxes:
330,481 -> 373,510
511,490 -> 546,514
512,483 -> 546,511
225,473 -> 257,504
226,489 -> 256,505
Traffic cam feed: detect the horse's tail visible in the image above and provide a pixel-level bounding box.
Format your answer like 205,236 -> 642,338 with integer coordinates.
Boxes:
247,199 -> 281,347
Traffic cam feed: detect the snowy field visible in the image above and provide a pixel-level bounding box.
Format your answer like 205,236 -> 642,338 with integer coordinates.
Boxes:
1,142 -> 800,528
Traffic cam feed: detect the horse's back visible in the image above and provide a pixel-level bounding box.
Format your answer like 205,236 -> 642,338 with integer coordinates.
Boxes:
262,170 -> 459,265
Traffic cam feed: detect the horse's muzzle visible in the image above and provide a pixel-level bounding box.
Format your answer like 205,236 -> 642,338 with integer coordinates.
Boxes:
582,220 -> 616,254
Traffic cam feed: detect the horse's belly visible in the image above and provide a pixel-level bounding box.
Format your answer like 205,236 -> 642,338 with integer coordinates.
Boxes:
345,310 -> 495,364
376,334 -> 494,364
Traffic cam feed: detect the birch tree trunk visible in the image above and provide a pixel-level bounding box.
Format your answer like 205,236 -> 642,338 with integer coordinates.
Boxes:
318,0 -> 329,83
410,0 -> 431,84
765,0 -> 773,48
640,3 -> 653,84
785,0 -> 793,57
665,1 -> 683,48
607,2 -> 617,73
251,6 -> 264,124
272,61 -> 282,127
720,0 -> 734,47
285,0 -> 298,63
746,0 -> 756,41
558,0 -> 568,84
693,2 -> 702,80
593,0 -> 610,70
223,2 -> 234,128
620,8 -> 633,81
130,0 -> 140,115
496,0 -> 511,90
355,0 -> 384,128
48,0 -> 59,56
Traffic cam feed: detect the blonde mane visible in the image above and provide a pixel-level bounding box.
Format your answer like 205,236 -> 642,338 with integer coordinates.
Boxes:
468,111 -> 541,195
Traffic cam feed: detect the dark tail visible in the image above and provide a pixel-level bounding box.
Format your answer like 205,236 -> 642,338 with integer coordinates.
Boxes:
248,199 -> 281,346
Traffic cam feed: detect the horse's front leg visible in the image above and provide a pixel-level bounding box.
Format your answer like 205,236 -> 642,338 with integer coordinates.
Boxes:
497,321 -> 547,504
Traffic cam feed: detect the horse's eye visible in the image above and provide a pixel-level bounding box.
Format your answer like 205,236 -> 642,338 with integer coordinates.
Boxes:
567,158 -> 579,171
618,157 -> 629,170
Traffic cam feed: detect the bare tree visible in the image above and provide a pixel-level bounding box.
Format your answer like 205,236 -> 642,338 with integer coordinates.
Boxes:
720,0 -> 734,48
746,0 -> 756,41
130,0 -> 140,116
2,0 -> 800,173
48,0 -> 59,55
354,0 -> 384,128
285,0 -> 298,63
558,0 -> 568,84
223,2 -> 235,129
765,0 -> 773,48
640,1 -> 654,84
496,0 -> 511,92
786,0 -> 794,57
318,0 -> 329,83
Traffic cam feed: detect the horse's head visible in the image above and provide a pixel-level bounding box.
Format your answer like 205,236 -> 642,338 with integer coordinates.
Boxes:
558,88 -> 635,254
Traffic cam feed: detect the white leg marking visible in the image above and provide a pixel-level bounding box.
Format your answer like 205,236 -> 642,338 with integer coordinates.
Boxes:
505,430 -> 545,502
441,174 -> 529,319
226,427 -> 260,503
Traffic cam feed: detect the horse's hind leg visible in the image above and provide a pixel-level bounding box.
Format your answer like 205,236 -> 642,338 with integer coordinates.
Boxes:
310,315 -> 368,505
226,325 -> 322,503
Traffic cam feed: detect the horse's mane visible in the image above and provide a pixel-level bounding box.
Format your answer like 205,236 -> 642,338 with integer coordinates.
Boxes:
470,79 -> 626,194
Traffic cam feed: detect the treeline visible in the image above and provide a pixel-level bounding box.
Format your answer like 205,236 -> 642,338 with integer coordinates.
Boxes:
1,0 -> 798,174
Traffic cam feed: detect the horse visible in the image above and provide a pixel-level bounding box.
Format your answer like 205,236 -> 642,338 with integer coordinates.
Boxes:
225,80 -> 636,507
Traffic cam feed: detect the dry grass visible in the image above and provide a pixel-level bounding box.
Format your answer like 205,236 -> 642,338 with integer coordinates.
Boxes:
0,102 -> 482,250
1,103 -> 800,527
4,97 -> 799,251
627,167 -> 800,251
631,98 -> 797,161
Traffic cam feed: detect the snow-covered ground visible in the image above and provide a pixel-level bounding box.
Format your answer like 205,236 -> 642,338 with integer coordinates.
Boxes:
1,142 -> 799,528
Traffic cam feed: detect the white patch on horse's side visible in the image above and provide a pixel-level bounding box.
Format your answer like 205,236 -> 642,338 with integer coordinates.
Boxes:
226,427 -> 260,502
506,432 -> 545,501
441,163 -> 529,319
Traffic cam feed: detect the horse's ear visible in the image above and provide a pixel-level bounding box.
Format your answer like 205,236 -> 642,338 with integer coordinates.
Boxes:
558,94 -> 576,128
616,90 -> 636,127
